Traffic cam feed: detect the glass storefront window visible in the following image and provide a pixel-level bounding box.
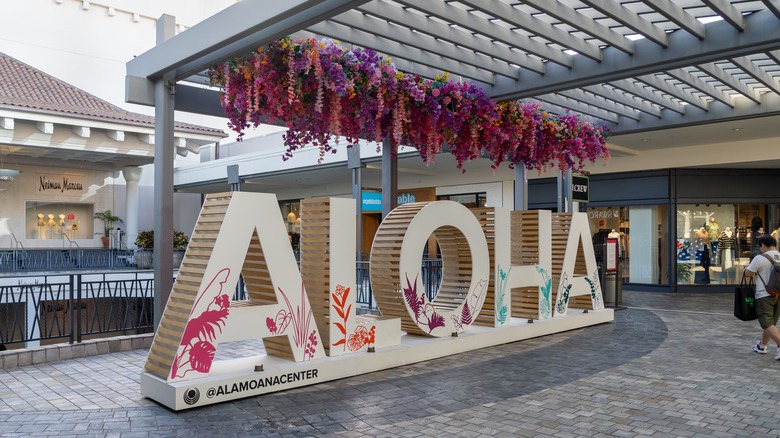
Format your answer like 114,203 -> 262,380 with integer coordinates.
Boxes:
587,205 -> 669,285
279,199 -> 301,254
676,204 -> 780,286
25,201 -> 93,240
437,193 -> 487,208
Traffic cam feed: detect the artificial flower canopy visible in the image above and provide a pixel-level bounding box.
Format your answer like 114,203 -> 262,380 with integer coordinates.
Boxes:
209,37 -> 609,172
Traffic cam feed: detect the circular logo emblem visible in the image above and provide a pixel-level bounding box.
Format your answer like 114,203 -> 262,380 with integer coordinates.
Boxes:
183,387 -> 200,405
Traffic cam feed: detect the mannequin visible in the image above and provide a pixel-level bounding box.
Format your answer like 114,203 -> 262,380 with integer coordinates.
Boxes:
694,227 -> 711,284
706,217 -> 720,242
694,227 -> 709,250
707,217 -> 720,264
718,227 -> 736,270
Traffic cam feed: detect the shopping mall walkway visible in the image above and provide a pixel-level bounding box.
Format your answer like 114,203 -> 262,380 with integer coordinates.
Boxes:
0,290 -> 778,437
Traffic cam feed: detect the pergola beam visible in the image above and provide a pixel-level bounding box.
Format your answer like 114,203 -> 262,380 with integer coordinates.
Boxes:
534,94 -> 620,123
357,0 -> 544,72
457,0 -> 603,61
697,61 -> 761,103
730,56 -> 780,95
126,0 -> 371,105
609,79 -> 686,114
307,21 -> 496,84
521,0 -> 635,54
608,89 -> 780,134
393,0 -> 571,68
636,73 -> 710,111
762,0 -> 780,19
325,11 -> 521,79
488,10 -> 780,101
579,0 -> 669,48
558,88 -> 641,120
582,84 -> 662,117
700,0 -> 745,31
666,68 -> 733,107
639,0 -> 705,39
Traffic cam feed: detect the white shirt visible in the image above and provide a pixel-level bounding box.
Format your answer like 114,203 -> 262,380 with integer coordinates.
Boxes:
746,250 -> 780,299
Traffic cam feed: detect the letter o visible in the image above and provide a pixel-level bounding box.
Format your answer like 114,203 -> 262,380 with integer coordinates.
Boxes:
370,201 -> 490,337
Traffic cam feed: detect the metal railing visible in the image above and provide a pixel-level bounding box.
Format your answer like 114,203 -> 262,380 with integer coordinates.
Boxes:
0,271 -> 155,348
0,258 -> 444,348
352,258 -> 443,309
0,249 -> 137,273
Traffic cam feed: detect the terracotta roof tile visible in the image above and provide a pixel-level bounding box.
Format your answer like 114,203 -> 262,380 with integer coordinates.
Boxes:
0,52 -> 225,137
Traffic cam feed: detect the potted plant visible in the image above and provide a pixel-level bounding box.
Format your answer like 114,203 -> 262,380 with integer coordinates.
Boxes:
94,210 -> 123,248
134,230 -> 189,269
134,230 -> 154,269
173,230 -> 189,269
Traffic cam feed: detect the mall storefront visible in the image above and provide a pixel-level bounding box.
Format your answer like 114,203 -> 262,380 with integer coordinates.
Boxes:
529,169 -> 780,292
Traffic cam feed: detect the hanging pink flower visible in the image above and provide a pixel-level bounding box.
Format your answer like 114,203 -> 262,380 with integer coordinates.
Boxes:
208,37 -> 610,172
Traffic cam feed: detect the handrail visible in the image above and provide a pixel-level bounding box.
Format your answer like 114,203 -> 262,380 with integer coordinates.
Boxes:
117,239 -> 131,251
10,233 -> 24,250
63,234 -> 80,249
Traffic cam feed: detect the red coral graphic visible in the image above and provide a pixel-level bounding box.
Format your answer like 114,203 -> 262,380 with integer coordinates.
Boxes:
171,268 -> 231,380
347,325 -> 376,351
331,284 -> 351,350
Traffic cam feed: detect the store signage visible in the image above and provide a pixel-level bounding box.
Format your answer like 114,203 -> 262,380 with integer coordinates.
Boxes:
397,193 -> 416,205
588,208 -> 619,219
142,193 -> 611,410
361,191 -> 382,212
606,238 -> 618,272
571,174 -> 589,202
38,174 -> 84,193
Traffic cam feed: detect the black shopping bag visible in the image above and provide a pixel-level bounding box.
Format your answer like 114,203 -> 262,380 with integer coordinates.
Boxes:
734,275 -> 757,321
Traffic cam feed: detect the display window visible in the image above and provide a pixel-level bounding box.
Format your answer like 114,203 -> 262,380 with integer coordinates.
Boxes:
437,192 -> 487,208
25,201 -> 93,240
675,204 -> 780,286
279,199 -> 301,253
587,205 -> 669,286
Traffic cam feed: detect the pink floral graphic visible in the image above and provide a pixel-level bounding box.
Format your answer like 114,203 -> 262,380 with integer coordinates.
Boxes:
171,268 -> 231,379
403,273 -> 445,334
331,284 -> 352,350
347,325 -> 376,351
267,282 -> 319,360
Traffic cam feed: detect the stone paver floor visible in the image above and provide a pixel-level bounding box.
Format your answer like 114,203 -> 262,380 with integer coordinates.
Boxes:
1,291 -> 779,437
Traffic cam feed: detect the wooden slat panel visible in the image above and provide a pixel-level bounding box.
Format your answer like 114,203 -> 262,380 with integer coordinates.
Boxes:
300,198 -> 334,354
144,192 -> 231,378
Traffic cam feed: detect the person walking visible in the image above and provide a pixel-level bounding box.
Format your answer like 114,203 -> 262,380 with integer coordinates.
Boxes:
745,235 -> 780,359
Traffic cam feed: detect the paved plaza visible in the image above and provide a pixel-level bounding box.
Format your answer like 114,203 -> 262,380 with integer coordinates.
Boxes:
1,290 -> 779,437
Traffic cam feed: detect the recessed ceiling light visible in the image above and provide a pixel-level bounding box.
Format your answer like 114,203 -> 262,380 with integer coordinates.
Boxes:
641,138 -> 651,142
732,127 -> 743,132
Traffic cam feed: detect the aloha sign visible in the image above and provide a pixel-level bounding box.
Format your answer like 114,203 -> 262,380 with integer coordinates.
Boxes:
141,192 -> 612,410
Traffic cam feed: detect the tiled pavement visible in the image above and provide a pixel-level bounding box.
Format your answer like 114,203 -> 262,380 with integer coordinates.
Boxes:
1,290 -> 779,437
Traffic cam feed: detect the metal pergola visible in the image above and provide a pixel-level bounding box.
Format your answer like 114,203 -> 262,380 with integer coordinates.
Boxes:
125,0 -> 780,323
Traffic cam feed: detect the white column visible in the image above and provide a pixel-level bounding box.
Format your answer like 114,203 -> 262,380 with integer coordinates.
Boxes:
122,166 -> 143,249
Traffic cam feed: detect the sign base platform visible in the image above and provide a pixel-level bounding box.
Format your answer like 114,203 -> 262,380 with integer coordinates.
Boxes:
142,308 -> 613,410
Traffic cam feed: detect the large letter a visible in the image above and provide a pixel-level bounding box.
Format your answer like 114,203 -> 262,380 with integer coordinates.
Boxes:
143,192 -> 325,383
